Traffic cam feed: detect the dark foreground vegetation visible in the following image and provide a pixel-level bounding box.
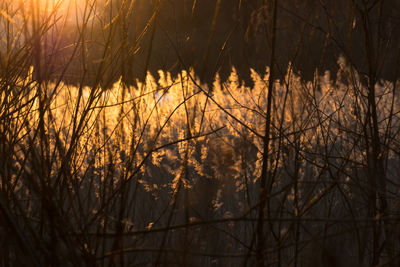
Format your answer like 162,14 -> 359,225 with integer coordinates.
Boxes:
0,0 -> 400,266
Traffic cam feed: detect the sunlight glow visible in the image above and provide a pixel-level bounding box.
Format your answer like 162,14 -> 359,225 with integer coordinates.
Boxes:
27,0 -> 89,24
32,0 -> 69,11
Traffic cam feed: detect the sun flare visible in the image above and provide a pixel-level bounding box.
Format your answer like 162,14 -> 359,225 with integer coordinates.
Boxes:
28,0 -> 87,23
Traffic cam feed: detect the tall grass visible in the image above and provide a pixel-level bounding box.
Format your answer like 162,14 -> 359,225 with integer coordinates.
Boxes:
1,0 -> 400,266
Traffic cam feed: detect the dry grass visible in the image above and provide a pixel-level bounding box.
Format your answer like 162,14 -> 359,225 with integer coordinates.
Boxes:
0,0 -> 400,266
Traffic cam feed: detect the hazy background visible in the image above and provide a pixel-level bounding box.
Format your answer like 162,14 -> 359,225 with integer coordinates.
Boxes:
45,0 -> 400,86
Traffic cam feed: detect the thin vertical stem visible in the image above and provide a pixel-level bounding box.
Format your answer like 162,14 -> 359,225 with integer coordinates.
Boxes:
256,0 -> 278,266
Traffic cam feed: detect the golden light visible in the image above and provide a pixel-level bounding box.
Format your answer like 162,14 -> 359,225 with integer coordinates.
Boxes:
26,0 -> 90,25
30,0 -> 72,15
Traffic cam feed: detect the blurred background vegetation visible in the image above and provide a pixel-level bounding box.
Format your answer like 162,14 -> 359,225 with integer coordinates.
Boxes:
14,0 -> 399,86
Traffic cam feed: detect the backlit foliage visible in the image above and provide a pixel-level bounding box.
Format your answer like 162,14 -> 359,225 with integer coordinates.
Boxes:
2,60 -> 400,265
